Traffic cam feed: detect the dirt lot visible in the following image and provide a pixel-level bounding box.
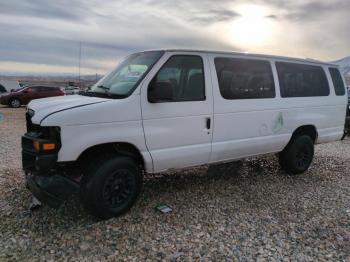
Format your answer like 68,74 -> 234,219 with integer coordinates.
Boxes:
0,106 -> 349,261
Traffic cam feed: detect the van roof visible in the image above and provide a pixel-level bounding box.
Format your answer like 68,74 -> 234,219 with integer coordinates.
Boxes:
149,49 -> 338,67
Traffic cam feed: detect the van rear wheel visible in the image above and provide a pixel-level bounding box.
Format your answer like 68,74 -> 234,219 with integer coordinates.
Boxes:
80,155 -> 142,220
279,135 -> 314,175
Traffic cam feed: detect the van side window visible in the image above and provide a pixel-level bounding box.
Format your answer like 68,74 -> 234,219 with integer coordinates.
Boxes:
329,68 -> 345,96
276,62 -> 330,97
149,55 -> 205,102
214,57 -> 275,99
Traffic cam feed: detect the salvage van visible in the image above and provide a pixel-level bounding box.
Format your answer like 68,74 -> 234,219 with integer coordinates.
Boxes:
22,50 -> 348,219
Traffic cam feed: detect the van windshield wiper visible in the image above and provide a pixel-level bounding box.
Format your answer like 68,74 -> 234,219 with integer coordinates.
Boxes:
97,85 -> 110,93
80,90 -> 127,99
95,85 -> 128,98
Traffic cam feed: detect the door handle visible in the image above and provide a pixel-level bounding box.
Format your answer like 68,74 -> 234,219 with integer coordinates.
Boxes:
206,117 -> 211,129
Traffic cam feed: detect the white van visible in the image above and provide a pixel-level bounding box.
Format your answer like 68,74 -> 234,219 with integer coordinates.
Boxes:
0,80 -> 21,93
22,50 -> 347,219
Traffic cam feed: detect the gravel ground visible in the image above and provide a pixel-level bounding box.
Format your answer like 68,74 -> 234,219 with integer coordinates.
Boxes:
0,105 -> 349,261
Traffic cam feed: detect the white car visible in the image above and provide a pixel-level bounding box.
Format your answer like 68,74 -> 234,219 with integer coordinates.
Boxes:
63,86 -> 80,95
22,49 -> 348,219
0,80 -> 22,93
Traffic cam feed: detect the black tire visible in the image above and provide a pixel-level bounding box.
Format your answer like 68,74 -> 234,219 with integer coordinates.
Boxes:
80,155 -> 142,220
279,135 -> 314,175
9,98 -> 21,108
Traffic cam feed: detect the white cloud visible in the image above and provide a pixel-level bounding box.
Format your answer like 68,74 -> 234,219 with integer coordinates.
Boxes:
0,0 -> 349,74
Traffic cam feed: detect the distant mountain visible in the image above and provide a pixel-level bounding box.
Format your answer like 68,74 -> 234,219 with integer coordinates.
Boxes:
331,56 -> 350,76
0,73 -> 103,81
80,74 -> 104,81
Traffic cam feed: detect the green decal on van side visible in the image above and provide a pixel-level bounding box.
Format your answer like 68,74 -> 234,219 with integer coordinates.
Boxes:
273,112 -> 284,133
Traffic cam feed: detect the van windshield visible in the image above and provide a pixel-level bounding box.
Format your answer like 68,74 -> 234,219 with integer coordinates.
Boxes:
88,51 -> 164,98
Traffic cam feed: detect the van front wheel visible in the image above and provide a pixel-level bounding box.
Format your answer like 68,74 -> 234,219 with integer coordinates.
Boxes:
80,156 -> 142,220
279,135 -> 314,175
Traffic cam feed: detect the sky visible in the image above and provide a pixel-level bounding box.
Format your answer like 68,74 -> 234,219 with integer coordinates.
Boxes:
0,0 -> 349,75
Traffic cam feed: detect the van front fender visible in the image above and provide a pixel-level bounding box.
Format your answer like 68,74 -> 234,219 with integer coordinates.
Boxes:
57,122 -> 153,172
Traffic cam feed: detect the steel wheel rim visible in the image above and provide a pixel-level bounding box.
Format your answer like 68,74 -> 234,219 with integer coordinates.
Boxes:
102,169 -> 135,208
296,144 -> 312,169
11,100 -> 20,107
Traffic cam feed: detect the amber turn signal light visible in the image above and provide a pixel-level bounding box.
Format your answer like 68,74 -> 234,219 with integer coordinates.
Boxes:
32,141 -> 56,151
43,143 -> 56,150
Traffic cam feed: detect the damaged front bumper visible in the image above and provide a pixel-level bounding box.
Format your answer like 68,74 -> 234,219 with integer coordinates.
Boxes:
22,134 -> 78,208
25,172 -> 78,208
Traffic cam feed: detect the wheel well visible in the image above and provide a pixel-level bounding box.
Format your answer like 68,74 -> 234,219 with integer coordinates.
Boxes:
77,142 -> 145,171
291,125 -> 318,142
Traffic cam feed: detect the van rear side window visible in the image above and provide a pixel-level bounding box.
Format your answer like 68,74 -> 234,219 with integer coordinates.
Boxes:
214,57 -> 275,100
276,62 -> 330,97
329,68 -> 345,96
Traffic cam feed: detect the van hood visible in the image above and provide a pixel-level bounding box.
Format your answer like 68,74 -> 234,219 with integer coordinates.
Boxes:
28,95 -> 110,124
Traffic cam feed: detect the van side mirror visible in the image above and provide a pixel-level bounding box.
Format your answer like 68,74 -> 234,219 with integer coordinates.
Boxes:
148,80 -> 173,103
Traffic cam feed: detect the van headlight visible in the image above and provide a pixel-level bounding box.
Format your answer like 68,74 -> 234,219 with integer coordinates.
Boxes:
27,108 -> 35,117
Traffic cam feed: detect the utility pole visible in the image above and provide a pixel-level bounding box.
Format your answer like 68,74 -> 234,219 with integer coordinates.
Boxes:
78,41 -> 82,88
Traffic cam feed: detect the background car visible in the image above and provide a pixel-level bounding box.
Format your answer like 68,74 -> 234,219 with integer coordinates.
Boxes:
0,86 -> 64,108
0,80 -> 22,93
63,86 -> 80,95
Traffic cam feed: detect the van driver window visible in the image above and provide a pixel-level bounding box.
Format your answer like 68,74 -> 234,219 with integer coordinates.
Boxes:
150,55 -> 205,102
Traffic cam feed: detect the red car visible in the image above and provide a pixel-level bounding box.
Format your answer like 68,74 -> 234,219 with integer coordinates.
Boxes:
0,86 -> 64,108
